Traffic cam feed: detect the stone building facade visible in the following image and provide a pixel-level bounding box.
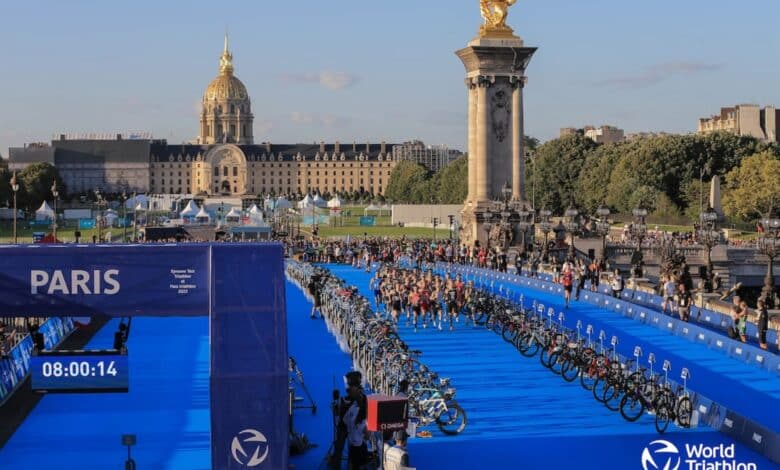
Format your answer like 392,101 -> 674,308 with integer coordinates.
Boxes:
698,104 -> 780,143
8,36 -> 397,197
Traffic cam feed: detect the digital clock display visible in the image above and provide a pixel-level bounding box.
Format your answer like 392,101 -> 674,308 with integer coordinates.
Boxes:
30,351 -> 129,393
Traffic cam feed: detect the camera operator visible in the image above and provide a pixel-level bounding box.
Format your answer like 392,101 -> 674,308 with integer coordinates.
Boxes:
331,371 -> 368,469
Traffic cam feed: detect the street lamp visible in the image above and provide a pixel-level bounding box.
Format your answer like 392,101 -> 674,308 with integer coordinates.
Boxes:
517,206 -> 533,255
564,207 -> 580,261
51,180 -> 59,242
758,216 -> 780,309
11,172 -> 19,244
483,220 -> 493,253
447,214 -> 454,240
595,205 -> 611,267
630,207 -> 648,278
121,191 -> 128,243
538,208 -> 552,263
697,206 -> 720,293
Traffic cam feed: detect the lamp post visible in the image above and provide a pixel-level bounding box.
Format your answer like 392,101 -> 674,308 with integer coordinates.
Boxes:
517,207 -> 532,255
595,205 -> 611,267
94,189 -> 105,243
483,220 -> 493,253
630,207 -> 648,278
51,180 -> 59,242
121,191 -> 128,243
758,216 -> 780,309
432,217 -> 439,241
564,207 -> 580,262
538,208 -> 552,263
697,206 -> 720,293
11,172 -> 19,244
448,214 -> 454,240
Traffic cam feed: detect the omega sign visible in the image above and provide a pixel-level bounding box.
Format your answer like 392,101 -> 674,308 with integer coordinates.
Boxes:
30,269 -> 120,295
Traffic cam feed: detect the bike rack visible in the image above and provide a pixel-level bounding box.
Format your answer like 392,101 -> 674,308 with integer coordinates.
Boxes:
681,367 -> 690,395
648,352 -> 656,378
633,346 -> 642,373
662,359 -> 671,386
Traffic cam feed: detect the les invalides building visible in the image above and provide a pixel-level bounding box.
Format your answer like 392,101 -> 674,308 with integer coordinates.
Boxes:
9,36 -> 397,199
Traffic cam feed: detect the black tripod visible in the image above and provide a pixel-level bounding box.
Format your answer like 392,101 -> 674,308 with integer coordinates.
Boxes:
320,389 -> 347,470
289,356 -> 317,414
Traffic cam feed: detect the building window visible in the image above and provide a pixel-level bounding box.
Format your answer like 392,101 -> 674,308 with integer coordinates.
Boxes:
233,167 -> 238,177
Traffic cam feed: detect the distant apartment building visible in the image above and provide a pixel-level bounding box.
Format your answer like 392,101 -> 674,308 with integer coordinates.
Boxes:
560,125 -> 625,144
391,140 -> 461,172
698,105 -> 780,143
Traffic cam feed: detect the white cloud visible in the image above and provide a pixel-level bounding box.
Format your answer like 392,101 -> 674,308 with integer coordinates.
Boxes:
280,71 -> 359,91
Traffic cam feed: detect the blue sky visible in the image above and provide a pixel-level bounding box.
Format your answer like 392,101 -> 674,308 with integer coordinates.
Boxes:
1,0 -> 779,156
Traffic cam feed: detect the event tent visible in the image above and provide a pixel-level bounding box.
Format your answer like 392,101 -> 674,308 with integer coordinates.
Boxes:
248,204 -> 264,224
195,206 -> 211,223
312,194 -> 327,208
103,209 -> 119,224
275,197 -> 292,211
225,207 -> 242,223
327,195 -> 342,209
180,200 -> 199,218
297,194 -> 313,209
35,201 -> 55,221
125,194 -> 149,210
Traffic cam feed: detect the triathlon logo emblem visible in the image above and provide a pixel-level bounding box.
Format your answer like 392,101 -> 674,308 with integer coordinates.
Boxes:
231,429 -> 269,467
641,440 -> 681,470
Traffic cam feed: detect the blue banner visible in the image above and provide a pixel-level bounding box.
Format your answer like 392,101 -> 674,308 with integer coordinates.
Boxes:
0,244 -> 210,317
360,215 -> 376,226
210,244 -> 288,470
79,219 -> 95,229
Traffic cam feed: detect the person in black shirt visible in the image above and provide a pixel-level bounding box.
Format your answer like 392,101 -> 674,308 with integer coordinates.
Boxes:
757,299 -> 769,350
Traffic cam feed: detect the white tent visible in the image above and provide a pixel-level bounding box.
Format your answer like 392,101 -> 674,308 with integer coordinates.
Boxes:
364,203 -> 381,214
275,197 -> 292,211
103,209 -> 119,226
125,194 -> 149,210
312,194 -> 327,208
248,204 -> 264,224
327,195 -> 342,209
134,202 -> 147,212
195,206 -> 211,223
263,196 -> 274,210
225,207 -> 242,222
180,200 -> 199,218
35,201 -> 55,221
297,194 -> 313,209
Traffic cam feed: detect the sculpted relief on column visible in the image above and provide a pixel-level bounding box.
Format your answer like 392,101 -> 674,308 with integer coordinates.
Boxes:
490,85 -> 511,143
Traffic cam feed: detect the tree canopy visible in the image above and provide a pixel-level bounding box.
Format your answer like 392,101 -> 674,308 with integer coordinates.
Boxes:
722,151 -> 780,220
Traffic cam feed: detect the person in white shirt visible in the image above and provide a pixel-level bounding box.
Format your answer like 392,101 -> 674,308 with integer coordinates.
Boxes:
344,375 -> 368,469
661,276 -> 677,314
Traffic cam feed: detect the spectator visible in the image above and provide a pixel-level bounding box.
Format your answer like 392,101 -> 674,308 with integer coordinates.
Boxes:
756,299 -> 769,350
610,269 -> 624,299
661,276 -> 677,315
677,284 -> 693,322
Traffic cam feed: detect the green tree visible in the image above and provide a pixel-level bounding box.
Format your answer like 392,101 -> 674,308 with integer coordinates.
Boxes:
385,161 -> 430,203
577,142 -> 625,214
525,134 -> 596,213
18,162 -> 66,210
722,151 -> 780,220
433,156 -> 468,204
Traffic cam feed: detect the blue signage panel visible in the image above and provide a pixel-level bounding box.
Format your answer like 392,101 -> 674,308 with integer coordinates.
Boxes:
210,244 -> 288,470
0,244 -> 210,317
30,352 -> 129,393
360,215 -> 376,226
79,219 -> 96,229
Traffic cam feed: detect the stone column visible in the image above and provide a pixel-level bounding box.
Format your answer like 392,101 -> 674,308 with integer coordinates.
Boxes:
511,76 -> 524,200
467,79 -> 478,203
475,76 -> 491,201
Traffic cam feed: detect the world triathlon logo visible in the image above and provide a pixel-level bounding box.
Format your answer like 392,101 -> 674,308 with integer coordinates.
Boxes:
641,439 -> 758,470
642,440 -> 681,470
231,429 -> 269,467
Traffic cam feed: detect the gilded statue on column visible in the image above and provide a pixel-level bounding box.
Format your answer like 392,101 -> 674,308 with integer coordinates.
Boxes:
479,0 -> 518,38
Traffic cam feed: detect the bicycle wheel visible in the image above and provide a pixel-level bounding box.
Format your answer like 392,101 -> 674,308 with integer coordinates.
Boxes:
436,402 -> 467,435
501,324 -> 517,343
561,358 -> 579,382
517,334 -> 539,357
619,393 -> 645,422
593,377 -> 608,403
676,396 -> 693,428
540,346 -> 554,369
580,366 -> 598,391
655,403 -> 671,434
603,383 -> 622,411
549,351 -> 564,375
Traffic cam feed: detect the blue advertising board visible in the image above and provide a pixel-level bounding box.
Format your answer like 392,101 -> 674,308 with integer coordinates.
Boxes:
359,215 -> 376,226
0,244 -> 210,317
78,219 -> 96,229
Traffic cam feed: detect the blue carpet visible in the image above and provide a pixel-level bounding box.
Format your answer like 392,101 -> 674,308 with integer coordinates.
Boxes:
327,264 -> 780,470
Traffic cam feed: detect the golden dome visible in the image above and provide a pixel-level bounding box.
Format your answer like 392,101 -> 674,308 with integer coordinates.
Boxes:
203,33 -> 249,102
204,74 -> 249,101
